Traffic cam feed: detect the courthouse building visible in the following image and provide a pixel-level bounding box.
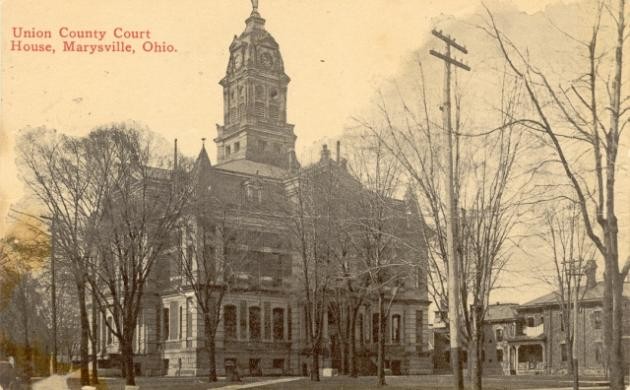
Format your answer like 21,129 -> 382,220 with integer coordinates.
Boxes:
92,4 -> 433,377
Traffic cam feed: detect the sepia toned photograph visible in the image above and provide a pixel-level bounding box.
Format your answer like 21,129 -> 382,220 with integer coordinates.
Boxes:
1,0 -> 629,389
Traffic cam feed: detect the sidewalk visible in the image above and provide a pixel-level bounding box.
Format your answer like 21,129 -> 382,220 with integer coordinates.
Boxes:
31,374 -> 70,390
216,377 -> 301,389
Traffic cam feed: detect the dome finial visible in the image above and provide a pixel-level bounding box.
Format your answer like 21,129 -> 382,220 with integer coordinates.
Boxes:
251,0 -> 259,13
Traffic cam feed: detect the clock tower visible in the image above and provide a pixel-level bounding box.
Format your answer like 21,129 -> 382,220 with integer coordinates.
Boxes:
215,3 -> 296,169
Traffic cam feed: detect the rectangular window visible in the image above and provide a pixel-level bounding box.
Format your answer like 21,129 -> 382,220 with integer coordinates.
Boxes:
186,298 -> 193,339
224,305 -> 237,340
163,308 -> 170,341
561,343 -> 567,362
100,313 -> 107,352
226,145 -> 231,156
234,142 -> 240,152
249,306 -> 261,341
392,314 -> 401,343
527,317 -> 535,327
593,311 -> 602,329
416,310 -> 423,347
287,306 -> 292,341
156,305 -> 161,344
107,316 -> 113,345
273,308 -> 285,340
272,359 -> 284,369
264,302 -> 272,340
170,302 -> 178,341
179,306 -> 183,339
497,348 -> 503,362
595,342 -> 602,363
496,328 -> 503,342
358,313 -> 364,343
372,313 -> 380,343
240,301 -> 247,339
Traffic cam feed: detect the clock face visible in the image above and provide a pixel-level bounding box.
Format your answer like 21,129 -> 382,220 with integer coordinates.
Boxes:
234,53 -> 243,69
260,52 -> 273,68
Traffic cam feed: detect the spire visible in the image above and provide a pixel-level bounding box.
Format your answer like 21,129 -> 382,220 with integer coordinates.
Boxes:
197,138 -> 211,167
173,138 -> 178,171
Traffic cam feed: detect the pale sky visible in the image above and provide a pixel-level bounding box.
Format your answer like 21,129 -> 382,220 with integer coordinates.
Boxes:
3,0 -> 627,306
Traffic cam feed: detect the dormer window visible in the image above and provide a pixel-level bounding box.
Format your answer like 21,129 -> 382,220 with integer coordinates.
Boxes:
244,181 -> 262,203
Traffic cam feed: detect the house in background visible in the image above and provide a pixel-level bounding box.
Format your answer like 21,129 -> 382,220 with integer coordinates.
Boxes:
431,260 -> 630,376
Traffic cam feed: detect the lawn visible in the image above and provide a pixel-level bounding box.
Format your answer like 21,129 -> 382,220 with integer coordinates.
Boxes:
65,374 -> 611,390
261,375 -> 610,390
67,376 -> 263,390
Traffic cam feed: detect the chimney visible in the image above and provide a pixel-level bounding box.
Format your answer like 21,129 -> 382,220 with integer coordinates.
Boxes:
320,144 -> 330,162
174,138 -> 178,171
584,260 -> 597,290
336,140 -> 341,163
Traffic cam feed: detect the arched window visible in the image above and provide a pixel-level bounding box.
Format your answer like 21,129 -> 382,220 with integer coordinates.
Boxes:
273,308 -> 284,340
224,305 -> 237,340
249,306 -> 261,340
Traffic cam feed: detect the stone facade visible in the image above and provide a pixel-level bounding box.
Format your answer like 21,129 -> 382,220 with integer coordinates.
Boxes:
89,4 -> 432,377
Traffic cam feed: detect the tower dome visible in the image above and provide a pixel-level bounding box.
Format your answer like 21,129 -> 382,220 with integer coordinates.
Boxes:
215,0 -> 296,170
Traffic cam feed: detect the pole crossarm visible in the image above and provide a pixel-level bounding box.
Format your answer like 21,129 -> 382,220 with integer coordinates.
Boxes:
429,50 -> 471,72
431,29 -> 468,53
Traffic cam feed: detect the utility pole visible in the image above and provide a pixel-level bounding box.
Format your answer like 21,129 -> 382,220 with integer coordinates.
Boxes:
430,29 -> 470,390
49,214 -> 58,375
563,258 -> 584,390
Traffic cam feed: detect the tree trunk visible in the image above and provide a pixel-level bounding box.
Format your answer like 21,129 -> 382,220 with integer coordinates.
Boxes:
122,337 -> 136,386
311,345 -> 320,381
90,291 -> 99,385
566,330 -> 574,377
349,312 -> 358,377
207,333 -> 218,381
76,280 -> 90,385
377,293 -> 386,387
203,315 -> 218,382
470,307 -> 483,390
340,340 -> 347,375
20,283 -> 32,382
609,271 -> 625,390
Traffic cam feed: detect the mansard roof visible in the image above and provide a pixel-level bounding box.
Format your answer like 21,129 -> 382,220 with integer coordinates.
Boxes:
215,159 -> 288,180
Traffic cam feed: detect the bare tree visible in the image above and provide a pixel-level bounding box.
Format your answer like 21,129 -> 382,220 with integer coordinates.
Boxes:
16,129 -> 96,385
352,57 -> 524,388
535,203 -> 597,389
285,154 -> 342,382
86,126 -> 191,386
344,132 -> 414,387
485,1 -> 629,387
178,152 -> 277,382
0,221 -> 49,381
